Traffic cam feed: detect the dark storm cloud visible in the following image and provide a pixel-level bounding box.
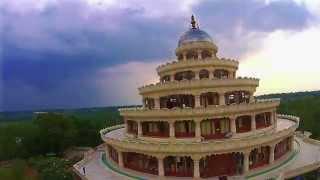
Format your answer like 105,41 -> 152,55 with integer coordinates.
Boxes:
0,0 -> 314,111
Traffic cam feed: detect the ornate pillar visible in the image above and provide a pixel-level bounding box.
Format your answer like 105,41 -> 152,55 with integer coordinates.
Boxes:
170,74 -> 175,81
209,70 -> 214,79
249,92 -> 255,103
274,110 -> 278,129
142,98 -> 146,108
197,50 -> 202,60
243,150 -> 250,173
195,71 -> 200,80
158,156 -> 165,176
154,97 -> 160,109
195,94 -> 201,108
251,114 -> 256,131
138,121 -> 142,137
118,151 -> 124,168
230,116 -> 237,134
195,120 -> 202,140
183,52 -> 187,61
192,156 -> 201,178
124,119 -> 128,133
169,121 -> 175,138
219,93 -> 225,105
269,144 -> 276,164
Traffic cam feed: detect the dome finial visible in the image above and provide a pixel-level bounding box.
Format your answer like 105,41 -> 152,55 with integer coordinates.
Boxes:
191,15 -> 198,29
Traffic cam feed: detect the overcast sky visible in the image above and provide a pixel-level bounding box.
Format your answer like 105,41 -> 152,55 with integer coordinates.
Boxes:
1,0 -> 320,111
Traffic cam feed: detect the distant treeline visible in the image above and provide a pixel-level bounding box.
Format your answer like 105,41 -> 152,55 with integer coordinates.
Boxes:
257,90 -> 320,101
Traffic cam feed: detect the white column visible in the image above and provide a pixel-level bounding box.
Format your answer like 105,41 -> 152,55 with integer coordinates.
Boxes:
274,110 -> 278,129
249,92 -> 255,103
195,71 -> 200,80
251,114 -> 256,131
230,116 -> 236,134
169,121 -> 175,138
183,52 -> 187,61
209,71 -> 214,79
142,99 -> 146,108
138,121 -> 142,137
124,119 -> 128,133
269,144 -> 275,164
195,120 -> 201,140
193,157 -> 201,178
195,94 -> 201,108
197,50 -> 202,60
154,98 -> 160,109
118,151 -> 124,168
158,157 -> 164,176
243,151 -> 250,173
170,74 -> 175,81
219,93 -> 225,105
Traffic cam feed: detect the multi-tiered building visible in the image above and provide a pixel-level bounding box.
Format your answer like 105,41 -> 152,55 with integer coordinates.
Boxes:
96,16 -> 320,180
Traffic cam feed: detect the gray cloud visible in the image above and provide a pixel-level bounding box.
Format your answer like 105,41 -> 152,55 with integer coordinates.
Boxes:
0,0 -> 315,111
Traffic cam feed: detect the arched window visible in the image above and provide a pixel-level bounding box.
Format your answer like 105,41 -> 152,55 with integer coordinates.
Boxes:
178,54 -> 183,60
174,71 -> 195,81
200,92 -> 219,107
214,69 -> 229,79
199,69 -> 209,79
161,75 -> 170,83
186,51 -> 197,60
201,50 -> 212,59
160,94 -> 195,109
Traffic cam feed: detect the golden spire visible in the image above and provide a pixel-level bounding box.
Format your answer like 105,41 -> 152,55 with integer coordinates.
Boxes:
191,15 -> 197,29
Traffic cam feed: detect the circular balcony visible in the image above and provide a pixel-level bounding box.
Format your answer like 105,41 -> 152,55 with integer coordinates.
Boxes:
138,77 -> 259,97
157,58 -> 238,77
100,114 -> 298,155
120,99 -> 278,119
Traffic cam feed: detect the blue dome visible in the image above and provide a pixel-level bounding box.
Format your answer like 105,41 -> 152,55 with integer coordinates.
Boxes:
178,28 -> 213,47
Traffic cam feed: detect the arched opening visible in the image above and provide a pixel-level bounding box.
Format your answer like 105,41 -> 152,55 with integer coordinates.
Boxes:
123,152 -> 158,175
186,50 -> 197,60
275,137 -> 290,160
175,120 -> 195,138
201,50 -> 212,59
236,115 -> 251,133
144,98 -> 155,109
214,69 -> 229,79
160,94 -> 195,109
249,146 -> 270,169
107,145 -> 118,164
161,75 -> 171,83
174,71 -> 195,81
255,112 -> 271,129
164,156 -> 193,177
142,121 -> 169,137
200,92 -> 219,107
200,152 -> 243,178
225,91 -> 250,105
199,69 -> 209,79
201,118 -> 230,139
178,54 -> 183,61
127,120 -> 138,135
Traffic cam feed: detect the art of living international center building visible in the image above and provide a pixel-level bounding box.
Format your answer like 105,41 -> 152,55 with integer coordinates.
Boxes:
75,16 -> 320,180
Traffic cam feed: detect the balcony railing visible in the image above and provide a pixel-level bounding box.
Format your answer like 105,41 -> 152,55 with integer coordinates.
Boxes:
175,132 -> 195,138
